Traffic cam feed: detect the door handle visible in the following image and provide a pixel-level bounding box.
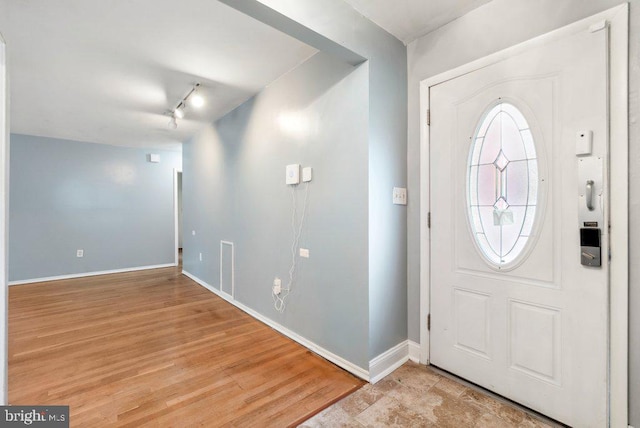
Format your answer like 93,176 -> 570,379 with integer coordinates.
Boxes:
586,180 -> 595,211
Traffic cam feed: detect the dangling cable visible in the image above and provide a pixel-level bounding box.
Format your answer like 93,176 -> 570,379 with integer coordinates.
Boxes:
273,182 -> 310,312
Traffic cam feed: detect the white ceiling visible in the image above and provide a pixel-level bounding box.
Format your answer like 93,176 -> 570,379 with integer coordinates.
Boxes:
0,1 -> 495,150
0,1 -> 317,150
342,0 -> 492,44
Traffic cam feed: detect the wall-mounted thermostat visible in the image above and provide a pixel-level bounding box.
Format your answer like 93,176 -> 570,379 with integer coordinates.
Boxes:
286,164 -> 300,185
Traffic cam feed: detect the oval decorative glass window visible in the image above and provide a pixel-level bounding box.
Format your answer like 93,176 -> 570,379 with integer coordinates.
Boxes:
467,102 -> 539,267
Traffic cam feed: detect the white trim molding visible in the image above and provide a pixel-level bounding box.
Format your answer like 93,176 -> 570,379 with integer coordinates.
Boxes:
369,341 -> 410,384
606,5 -> 629,426
408,340 -> 420,363
182,270 -> 370,381
419,4 -> 629,426
8,263 -> 175,286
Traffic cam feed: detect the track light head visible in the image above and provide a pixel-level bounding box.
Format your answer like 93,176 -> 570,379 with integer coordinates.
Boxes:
174,104 -> 185,119
168,115 -> 178,129
190,92 -> 204,108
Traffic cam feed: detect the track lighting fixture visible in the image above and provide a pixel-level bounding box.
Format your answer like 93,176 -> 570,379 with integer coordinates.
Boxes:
167,83 -> 204,129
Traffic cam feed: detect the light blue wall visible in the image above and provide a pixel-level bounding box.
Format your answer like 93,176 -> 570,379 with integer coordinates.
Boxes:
9,134 -> 182,282
406,0 -> 639,423
183,52 -> 371,368
230,0 -> 409,362
188,0 -> 408,367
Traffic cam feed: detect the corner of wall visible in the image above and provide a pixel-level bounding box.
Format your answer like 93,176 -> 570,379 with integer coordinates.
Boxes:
367,37 -> 409,360
368,340 -> 410,384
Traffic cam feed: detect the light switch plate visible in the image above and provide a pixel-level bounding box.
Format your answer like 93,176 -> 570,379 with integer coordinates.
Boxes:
393,187 -> 407,205
286,164 -> 300,185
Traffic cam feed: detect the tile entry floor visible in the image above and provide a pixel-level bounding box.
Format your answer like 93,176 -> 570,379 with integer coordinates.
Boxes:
300,361 -> 558,427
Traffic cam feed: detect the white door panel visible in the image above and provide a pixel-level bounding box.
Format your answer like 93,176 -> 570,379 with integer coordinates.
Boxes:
452,77 -> 556,285
430,26 -> 608,427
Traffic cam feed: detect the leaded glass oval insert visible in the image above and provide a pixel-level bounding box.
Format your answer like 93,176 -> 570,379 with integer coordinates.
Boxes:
467,102 -> 538,267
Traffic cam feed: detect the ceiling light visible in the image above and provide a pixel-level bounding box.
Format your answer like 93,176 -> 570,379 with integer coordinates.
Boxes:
190,92 -> 204,108
167,83 -> 204,124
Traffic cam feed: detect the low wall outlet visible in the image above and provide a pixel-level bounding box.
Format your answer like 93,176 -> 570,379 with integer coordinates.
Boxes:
199,252 -> 203,262
273,277 -> 282,295
76,249 -> 84,258
192,230 -> 196,236
286,164 -> 300,185
299,248 -> 310,258
302,167 -> 312,182
393,187 -> 407,205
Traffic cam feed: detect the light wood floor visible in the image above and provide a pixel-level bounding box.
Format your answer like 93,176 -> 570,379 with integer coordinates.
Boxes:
8,265 -> 363,427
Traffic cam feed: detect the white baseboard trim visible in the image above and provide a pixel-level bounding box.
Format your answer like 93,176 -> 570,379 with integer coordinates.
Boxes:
408,340 -> 420,363
369,340 -> 410,384
8,263 -> 175,286
182,270 -> 370,381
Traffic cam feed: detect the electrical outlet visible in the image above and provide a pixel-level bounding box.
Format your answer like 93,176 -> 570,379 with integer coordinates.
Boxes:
273,277 -> 282,295
192,230 -> 196,236
76,249 -> 84,258
199,252 -> 203,262
299,248 -> 310,258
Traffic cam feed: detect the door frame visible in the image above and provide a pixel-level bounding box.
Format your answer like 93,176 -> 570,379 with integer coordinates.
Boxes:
418,4 -> 629,426
173,168 -> 182,267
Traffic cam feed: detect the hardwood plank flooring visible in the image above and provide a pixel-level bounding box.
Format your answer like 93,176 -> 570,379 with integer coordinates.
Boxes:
8,266 -> 363,427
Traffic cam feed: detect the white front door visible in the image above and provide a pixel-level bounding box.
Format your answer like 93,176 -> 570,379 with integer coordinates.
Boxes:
429,25 -> 608,426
